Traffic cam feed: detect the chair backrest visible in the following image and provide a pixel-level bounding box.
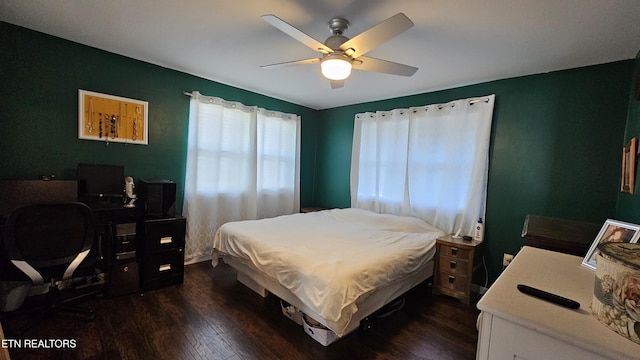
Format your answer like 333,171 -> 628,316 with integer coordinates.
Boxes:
3,203 -> 95,285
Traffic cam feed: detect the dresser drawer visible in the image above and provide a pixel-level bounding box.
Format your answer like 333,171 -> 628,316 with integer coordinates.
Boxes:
436,271 -> 469,293
143,217 -> 186,253
439,244 -> 472,260
438,256 -> 470,275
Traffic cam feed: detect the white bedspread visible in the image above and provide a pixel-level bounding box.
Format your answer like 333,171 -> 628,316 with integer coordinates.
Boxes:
212,208 -> 444,336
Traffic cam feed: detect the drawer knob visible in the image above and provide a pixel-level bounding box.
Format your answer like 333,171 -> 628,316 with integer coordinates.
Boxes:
449,261 -> 457,269
160,236 -> 173,244
159,264 -> 172,272
451,247 -> 458,256
448,275 -> 455,284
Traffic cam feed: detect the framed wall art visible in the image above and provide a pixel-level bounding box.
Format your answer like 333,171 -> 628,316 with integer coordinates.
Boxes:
78,89 -> 148,145
621,137 -> 636,194
581,219 -> 640,270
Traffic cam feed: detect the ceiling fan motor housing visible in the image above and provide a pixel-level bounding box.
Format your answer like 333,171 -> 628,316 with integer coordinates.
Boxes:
324,34 -> 349,50
328,17 -> 349,35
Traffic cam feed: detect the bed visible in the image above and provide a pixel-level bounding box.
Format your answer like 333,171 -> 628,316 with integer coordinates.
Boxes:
212,208 -> 444,342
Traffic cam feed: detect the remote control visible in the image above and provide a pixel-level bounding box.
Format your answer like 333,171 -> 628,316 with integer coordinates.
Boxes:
517,284 -> 580,309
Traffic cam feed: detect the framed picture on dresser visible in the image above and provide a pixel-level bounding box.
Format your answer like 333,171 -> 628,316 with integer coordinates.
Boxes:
581,219 -> 640,270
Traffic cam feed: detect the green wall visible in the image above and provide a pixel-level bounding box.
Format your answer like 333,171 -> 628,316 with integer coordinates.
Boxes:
2,21 -> 638,285
314,61 -> 635,283
0,22 -> 320,212
616,54 -> 640,221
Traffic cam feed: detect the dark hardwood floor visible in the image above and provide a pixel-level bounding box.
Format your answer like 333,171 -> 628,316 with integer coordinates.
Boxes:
2,262 -> 480,360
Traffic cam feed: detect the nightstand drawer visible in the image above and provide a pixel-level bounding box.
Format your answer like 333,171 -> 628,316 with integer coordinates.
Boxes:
439,244 -> 472,259
438,257 -> 470,274
436,271 -> 469,293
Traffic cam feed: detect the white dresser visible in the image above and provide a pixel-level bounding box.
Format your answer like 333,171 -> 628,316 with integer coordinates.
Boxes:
476,246 -> 640,360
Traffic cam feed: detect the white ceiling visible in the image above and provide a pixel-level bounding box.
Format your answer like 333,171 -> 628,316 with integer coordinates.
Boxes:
2,0 -> 639,110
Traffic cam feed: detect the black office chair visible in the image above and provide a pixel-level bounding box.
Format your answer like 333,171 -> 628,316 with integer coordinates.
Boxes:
1,202 -> 99,334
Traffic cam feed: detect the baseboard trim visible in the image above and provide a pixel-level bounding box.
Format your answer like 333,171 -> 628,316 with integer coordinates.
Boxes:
184,254 -> 212,265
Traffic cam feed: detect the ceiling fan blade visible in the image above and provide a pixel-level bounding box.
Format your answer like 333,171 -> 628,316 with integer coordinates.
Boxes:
330,80 -> 344,89
353,56 -> 418,76
261,58 -> 321,69
262,14 -> 333,54
339,13 -> 413,58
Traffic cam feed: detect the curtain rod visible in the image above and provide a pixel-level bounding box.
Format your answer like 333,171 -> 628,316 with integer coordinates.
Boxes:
469,98 -> 490,105
185,91 -> 490,105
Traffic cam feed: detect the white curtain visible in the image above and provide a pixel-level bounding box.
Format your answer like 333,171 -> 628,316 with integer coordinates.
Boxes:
183,91 -> 301,263
351,95 -> 495,236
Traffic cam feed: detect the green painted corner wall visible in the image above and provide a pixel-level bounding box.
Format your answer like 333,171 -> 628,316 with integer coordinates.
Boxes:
0,22 -> 320,213
616,55 -> 640,221
313,61 -> 635,283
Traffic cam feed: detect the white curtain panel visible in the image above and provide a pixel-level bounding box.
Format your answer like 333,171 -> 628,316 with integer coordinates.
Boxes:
183,92 -> 300,263
351,95 -> 495,236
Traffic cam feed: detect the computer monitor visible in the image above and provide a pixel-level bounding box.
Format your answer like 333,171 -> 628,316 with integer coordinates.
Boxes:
77,163 -> 124,205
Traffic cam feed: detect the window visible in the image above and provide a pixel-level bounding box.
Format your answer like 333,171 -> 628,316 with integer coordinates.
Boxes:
351,95 -> 495,236
183,92 -> 300,263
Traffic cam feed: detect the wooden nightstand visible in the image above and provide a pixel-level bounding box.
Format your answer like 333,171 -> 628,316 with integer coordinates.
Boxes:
301,207 -> 326,213
433,234 -> 483,304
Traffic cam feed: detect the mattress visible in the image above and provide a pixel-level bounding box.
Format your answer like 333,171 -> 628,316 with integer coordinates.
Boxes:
212,208 -> 444,336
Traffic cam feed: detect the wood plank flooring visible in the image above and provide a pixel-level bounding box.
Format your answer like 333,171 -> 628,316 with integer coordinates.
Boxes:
2,262 -> 480,360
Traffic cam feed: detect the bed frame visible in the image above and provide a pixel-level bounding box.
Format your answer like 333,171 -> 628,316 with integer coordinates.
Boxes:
221,254 -> 435,338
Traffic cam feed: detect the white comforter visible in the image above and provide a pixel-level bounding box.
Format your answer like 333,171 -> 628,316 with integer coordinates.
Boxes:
212,208 -> 444,336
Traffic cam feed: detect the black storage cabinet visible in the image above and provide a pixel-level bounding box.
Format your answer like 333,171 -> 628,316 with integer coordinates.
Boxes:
137,217 -> 186,291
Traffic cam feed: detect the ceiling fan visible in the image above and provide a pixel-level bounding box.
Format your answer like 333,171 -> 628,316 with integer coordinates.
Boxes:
261,13 -> 418,89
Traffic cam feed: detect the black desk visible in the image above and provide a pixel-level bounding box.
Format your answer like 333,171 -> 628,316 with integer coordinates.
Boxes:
0,180 -> 77,219
90,205 -> 138,272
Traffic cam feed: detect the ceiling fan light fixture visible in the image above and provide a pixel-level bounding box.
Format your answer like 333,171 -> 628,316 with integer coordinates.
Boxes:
321,54 -> 352,80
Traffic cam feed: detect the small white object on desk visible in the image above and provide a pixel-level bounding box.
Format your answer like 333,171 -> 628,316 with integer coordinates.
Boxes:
476,246 -> 640,360
474,217 -> 484,242
123,176 -> 137,208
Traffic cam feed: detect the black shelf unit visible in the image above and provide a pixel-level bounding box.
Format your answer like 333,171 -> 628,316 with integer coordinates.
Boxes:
136,179 -> 185,292
91,206 -> 140,297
